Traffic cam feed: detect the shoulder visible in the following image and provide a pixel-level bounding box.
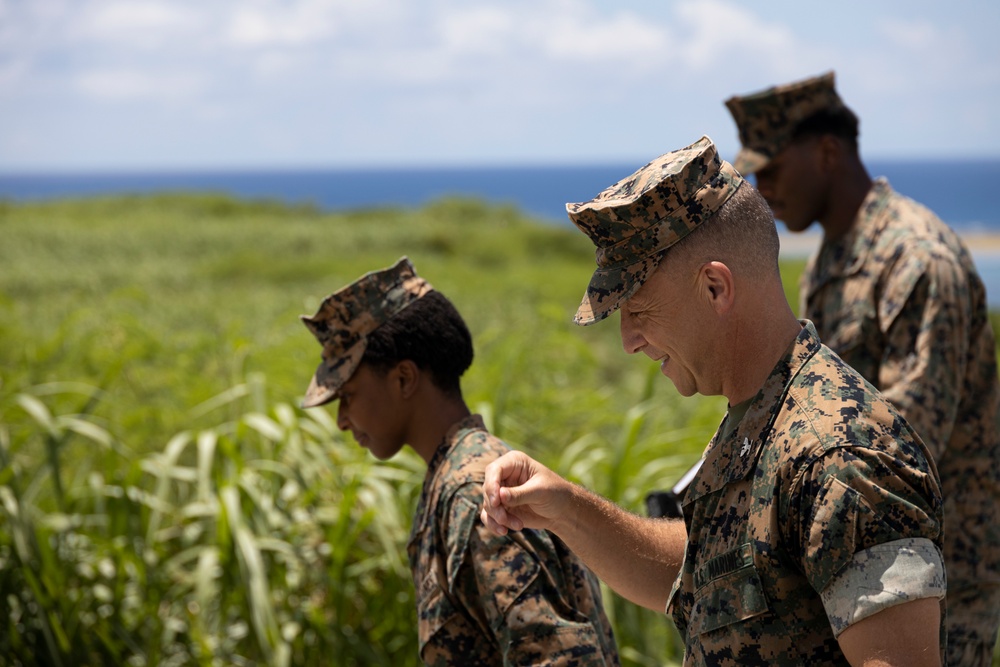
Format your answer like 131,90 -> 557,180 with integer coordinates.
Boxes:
773,344 -> 922,463
875,188 -> 971,269
771,343 -> 937,509
875,183 -> 943,233
426,429 -> 512,541
872,201 -> 980,325
437,428 -> 510,494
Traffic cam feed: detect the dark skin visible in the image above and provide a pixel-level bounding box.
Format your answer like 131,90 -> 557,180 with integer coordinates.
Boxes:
335,360 -> 470,465
753,134 -> 873,243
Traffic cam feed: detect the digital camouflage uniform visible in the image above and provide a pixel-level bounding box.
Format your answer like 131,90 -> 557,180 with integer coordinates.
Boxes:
568,137 -> 948,665
301,258 -> 619,666
801,179 -> 1000,666
667,321 -> 945,666
726,71 -> 1000,666
409,414 -> 619,666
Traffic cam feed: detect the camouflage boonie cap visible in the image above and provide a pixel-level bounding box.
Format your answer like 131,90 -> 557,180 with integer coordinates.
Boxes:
300,256 -> 432,408
567,135 -> 744,325
725,71 -> 845,174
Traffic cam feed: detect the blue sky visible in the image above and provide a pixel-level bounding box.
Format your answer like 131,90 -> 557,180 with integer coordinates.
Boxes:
2,0 -> 999,171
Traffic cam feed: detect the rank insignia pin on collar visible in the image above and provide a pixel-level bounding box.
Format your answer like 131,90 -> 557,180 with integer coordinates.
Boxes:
740,437 -> 751,457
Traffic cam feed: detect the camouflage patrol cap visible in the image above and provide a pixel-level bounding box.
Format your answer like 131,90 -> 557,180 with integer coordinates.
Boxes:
300,257 -> 433,408
725,71 -> 845,174
568,135 -> 744,325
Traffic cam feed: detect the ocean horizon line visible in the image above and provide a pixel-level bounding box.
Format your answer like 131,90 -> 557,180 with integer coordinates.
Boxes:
2,154 -> 1000,177
5,162 -> 1000,307
2,158 -> 998,234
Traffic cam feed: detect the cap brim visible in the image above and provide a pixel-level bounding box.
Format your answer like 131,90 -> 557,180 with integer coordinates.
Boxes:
732,148 -> 771,176
300,340 -> 366,408
574,253 -> 663,326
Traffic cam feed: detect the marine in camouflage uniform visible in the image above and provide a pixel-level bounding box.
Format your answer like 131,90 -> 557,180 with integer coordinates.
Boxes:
301,257 -> 619,666
727,71 -> 1000,666
481,137 -> 947,666
669,320 -> 944,665
410,414 -> 618,665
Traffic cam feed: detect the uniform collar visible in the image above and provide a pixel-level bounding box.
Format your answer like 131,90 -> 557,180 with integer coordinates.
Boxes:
423,414 -> 486,479
807,177 -> 894,286
683,321 -> 823,506
408,414 -> 487,543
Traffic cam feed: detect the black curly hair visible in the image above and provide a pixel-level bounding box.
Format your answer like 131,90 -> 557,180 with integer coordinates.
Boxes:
360,290 -> 473,397
791,106 -> 860,151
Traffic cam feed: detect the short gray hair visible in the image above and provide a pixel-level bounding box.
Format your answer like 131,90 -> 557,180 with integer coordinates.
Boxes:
665,181 -> 781,280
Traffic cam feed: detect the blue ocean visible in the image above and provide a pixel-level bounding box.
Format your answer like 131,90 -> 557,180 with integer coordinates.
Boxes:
3,159 -> 1000,302
2,159 -> 998,229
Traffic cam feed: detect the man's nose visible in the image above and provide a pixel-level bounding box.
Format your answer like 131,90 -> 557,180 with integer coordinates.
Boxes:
619,312 -> 644,355
336,403 -> 350,431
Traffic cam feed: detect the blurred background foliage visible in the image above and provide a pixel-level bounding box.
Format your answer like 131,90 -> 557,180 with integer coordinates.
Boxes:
1,195 -> 997,666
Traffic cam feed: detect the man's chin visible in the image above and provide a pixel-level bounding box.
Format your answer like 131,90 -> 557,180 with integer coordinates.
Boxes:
779,218 -> 814,234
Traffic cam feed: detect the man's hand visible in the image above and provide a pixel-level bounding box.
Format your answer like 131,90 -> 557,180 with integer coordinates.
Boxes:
481,449 -> 687,612
480,451 -> 572,536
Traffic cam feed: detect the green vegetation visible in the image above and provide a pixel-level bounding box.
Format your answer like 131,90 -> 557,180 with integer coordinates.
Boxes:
1,194 -> 997,666
0,193 -> 717,666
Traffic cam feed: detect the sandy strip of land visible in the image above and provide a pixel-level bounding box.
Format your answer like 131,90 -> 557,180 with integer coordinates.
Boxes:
778,231 -> 1000,259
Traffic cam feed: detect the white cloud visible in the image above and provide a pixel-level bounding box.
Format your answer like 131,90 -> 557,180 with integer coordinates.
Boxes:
438,7 -> 517,57
671,0 -> 803,71
75,68 -> 205,100
226,5 -> 334,48
75,0 -> 203,47
222,0 -> 402,48
1,0 -> 998,168
535,8 -> 670,62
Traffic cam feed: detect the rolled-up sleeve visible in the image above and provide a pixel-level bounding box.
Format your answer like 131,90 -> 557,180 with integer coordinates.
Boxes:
786,445 -> 943,636
820,537 -> 945,636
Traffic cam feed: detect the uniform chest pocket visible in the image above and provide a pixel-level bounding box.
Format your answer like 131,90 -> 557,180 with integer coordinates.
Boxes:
689,543 -> 770,636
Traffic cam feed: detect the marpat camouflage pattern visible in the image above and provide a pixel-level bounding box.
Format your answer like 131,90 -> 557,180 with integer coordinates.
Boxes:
567,135 -> 743,325
801,179 -> 1000,666
667,322 -> 945,666
300,256 -> 432,408
724,71 -> 844,175
409,415 -> 620,666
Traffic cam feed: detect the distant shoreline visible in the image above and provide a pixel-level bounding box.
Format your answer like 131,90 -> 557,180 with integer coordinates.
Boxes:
779,231 -> 1000,258
1,160 -> 998,237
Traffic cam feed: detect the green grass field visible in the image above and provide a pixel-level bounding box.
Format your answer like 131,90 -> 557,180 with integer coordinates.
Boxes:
1,194 -> 997,666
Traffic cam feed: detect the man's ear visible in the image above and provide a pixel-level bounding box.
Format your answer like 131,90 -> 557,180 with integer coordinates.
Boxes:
393,360 -> 421,399
700,261 -> 735,315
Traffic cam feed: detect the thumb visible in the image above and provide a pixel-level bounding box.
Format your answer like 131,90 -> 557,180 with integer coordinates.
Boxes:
497,468 -> 564,530
499,475 -> 542,509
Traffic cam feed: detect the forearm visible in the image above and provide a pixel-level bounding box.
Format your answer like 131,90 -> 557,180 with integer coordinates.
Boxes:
550,483 -> 686,612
